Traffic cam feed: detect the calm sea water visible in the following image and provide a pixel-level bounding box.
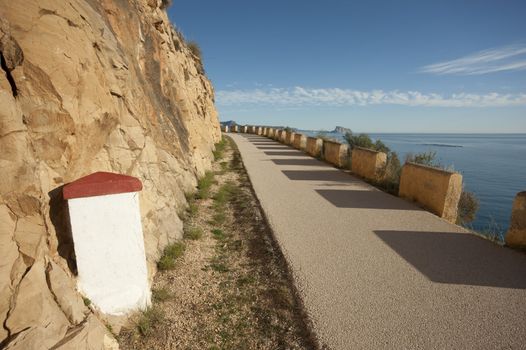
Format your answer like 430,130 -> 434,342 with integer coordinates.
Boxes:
301,132 -> 526,235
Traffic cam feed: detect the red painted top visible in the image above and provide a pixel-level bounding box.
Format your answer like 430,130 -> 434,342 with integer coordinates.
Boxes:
63,172 -> 142,200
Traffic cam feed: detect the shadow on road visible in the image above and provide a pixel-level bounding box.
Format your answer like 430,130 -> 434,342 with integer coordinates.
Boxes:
271,158 -> 328,167
375,230 -> 526,289
265,150 -> 305,156
282,170 -> 360,183
316,189 -> 416,210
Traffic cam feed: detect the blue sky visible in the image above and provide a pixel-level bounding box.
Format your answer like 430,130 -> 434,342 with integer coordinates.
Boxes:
168,1 -> 526,133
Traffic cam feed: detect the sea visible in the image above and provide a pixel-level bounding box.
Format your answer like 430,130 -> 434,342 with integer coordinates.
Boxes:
300,131 -> 526,236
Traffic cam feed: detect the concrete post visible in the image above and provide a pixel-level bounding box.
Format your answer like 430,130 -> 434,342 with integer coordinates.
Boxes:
505,192 -> 526,248
323,140 -> 349,168
292,134 -> 307,150
399,163 -> 462,223
351,147 -> 387,181
63,172 -> 150,315
306,137 -> 323,158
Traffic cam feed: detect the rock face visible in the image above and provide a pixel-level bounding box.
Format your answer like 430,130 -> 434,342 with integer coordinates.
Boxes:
0,0 -> 220,348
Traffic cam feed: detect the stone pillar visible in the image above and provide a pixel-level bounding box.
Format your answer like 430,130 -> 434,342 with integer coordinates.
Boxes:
267,128 -> 275,138
351,147 -> 387,181
323,140 -> 349,168
232,125 -> 239,133
241,125 -> 248,133
505,192 -> 526,248
399,163 -> 462,223
292,134 -> 307,150
63,172 -> 150,315
285,131 -> 295,145
306,137 -> 323,158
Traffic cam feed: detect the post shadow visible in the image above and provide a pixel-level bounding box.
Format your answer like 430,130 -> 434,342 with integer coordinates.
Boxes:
271,158 -> 328,167
256,146 -> 290,150
265,150 -> 306,156
375,230 -> 526,289
282,170 -> 361,183
48,186 -> 77,274
316,189 -> 417,210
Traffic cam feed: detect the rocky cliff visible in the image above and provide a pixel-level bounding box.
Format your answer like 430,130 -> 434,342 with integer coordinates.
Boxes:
0,0 -> 220,348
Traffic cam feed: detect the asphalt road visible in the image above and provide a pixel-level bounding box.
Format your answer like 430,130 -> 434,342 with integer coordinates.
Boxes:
229,132 -> 526,350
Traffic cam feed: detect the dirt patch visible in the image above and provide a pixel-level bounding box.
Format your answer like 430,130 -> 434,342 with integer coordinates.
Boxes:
119,136 -> 318,349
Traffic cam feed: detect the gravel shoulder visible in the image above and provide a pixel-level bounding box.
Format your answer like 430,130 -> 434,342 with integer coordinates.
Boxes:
119,136 -> 318,349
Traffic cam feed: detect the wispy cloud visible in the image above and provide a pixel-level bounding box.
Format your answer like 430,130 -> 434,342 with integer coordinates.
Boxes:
216,87 -> 526,108
419,44 -> 526,75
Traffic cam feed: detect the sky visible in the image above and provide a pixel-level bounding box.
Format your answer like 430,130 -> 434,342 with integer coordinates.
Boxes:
168,0 -> 526,133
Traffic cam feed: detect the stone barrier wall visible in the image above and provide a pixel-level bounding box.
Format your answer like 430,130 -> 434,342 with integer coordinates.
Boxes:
323,140 -> 349,168
306,137 -> 323,158
232,125 -> 239,133
292,134 -> 307,150
351,147 -> 387,181
241,126 -> 248,133
220,124 -> 229,132
505,192 -> 526,248
399,163 -> 462,223
267,128 -> 275,138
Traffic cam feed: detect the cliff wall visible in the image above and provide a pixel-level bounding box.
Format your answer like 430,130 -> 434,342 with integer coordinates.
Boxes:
0,0 -> 220,348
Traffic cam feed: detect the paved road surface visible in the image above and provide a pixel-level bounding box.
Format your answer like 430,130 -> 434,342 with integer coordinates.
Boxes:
229,133 -> 526,350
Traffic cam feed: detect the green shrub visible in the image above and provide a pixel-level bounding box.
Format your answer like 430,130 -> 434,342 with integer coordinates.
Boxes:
377,151 -> 402,194
344,131 -> 392,154
316,131 -> 338,142
157,242 -> 186,270
457,191 -> 480,226
405,151 -> 440,168
184,226 -> 203,240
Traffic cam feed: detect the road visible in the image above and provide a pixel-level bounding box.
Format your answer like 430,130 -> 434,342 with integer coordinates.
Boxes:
229,132 -> 526,350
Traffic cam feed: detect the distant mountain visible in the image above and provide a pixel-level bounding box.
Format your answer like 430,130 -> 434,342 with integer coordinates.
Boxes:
331,126 -> 352,134
220,120 -> 237,126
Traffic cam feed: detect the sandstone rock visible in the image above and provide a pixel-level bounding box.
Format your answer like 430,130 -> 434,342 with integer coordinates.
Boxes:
51,314 -> 119,350
0,204 -> 19,341
0,0 -> 220,347
5,261 -> 70,348
47,261 -> 88,324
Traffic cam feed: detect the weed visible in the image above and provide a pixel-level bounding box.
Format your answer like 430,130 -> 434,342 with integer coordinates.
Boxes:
213,138 -> 227,160
197,171 -> 215,199
82,297 -> 91,307
457,190 -> 480,226
184,226 -> 203,240
212,228 -> 226,241
152,287 -> 172,302
188,41 -> 202,59
212,212 -> 227,225
187,201 -> 198,217
158,242 -> 186,270
480,217 -> 505,244
405,151 -> 441,168
210,262 -> 229,273
137,306 -> 164,336
160,0 -> 172,9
